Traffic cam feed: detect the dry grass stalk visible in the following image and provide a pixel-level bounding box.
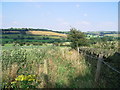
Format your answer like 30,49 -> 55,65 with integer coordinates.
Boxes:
9,63 -> 19,79
37,64 -> 43,76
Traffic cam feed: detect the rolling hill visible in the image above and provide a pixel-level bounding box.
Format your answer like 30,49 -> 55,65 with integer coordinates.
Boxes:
1,28 -> 68,45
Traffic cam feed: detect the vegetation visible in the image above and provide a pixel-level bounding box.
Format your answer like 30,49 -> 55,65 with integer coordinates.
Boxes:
1,28 -> 118,46
1,28 -> 119,88
2,46 -> 96,88
67,28 -> 88,49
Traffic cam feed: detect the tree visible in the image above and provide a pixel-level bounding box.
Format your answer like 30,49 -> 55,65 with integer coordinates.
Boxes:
67,28 -> 88,49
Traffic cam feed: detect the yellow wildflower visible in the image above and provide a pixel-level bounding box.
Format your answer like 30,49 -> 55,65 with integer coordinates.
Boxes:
28,79 -> 35,81
15,75 -> 36,81
68,51 -> 73,55
15,75 -> 27,81
11,81 -> 16,84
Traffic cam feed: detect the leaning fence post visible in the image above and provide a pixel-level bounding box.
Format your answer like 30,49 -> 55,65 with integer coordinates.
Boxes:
95,54 -> 103,83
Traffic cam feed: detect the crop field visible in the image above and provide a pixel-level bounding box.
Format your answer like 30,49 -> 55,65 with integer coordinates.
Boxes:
1,46 -> 98,88
1,30 -> 68,45
104,34 -> 120,37
26,31 -> 67,37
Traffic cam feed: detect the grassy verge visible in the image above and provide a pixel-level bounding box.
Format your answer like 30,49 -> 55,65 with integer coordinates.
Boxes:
47,48 -> 95,88
2,46 -> 97,88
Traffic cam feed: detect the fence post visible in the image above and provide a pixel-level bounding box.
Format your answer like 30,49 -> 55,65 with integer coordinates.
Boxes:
44,59 -> 48,74
95,54 -> 103,83
44,59 -> 48,87
77,47 -> 79,55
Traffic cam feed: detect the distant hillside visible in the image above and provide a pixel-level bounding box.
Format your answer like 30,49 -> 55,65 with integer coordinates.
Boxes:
85,31 -> 118,36
1,28 -> 68,44
26,31 -> 67,37
2,28 -> 67,37
1,28 -> 119,45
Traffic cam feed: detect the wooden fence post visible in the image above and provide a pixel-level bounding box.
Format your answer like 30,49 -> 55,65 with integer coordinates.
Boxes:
44,59 -> 48,74
44,59 -> 48,87
77,47 -> 79,55
95,54 -> 103,83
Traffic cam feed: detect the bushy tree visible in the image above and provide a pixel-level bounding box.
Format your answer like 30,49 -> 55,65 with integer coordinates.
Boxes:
67,28 -> 88,49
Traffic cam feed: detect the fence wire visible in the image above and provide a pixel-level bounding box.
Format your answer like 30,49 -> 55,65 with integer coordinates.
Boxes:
102,61 -> 120,74
80,51 -> 120,74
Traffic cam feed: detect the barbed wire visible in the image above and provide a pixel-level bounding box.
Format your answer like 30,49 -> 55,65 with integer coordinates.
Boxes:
80,52 -> 120,74
102,61 -> 120,74
83,53 -> 98,60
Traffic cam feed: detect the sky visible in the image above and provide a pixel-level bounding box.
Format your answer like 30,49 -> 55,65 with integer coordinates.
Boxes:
1,2 -> 118,31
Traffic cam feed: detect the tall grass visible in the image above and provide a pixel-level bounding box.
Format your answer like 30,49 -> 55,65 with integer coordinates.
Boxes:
2,46 -> 96,88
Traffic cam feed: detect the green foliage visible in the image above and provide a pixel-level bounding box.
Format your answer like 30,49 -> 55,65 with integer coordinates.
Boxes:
3,75 -> 39,88
90,41 -> 119,50
67,28 -> 88,49
2,46 -> 96,88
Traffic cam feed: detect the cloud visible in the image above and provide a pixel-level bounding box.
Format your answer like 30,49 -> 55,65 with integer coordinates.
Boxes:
12,21 -> 18,25
69,21 -> 93,31
71,21 -> 117,31
0,16 -> 2,19
61,22 -> 69,25
76,4 -> 80,8
83,13 -> 88,17
56,18 -> 64,22
95,22 -> 118,30
46,11 -> 51,15
24,0 -> 35,1
35,4 -> 42,8
76,21 -> 91,25
56,18 -> 70,26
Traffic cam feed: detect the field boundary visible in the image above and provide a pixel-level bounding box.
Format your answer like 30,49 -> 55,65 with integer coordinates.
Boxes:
79,47 -> 120,83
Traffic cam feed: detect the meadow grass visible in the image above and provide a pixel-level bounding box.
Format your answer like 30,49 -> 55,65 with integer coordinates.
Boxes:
2,46 -> 96,88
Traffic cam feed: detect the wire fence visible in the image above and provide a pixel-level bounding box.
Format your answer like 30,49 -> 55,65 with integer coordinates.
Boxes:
102,61 -> 120,74
80,51 -> 120,74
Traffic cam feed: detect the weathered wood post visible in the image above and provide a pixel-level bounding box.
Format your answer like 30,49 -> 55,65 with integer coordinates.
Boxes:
44,59 -> 48,74
95,54 -> 103,83
44,59 -> 48,87
77,47 -> 79,55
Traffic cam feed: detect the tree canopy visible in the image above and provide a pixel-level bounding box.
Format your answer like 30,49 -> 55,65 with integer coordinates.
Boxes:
67,28 -> 88,49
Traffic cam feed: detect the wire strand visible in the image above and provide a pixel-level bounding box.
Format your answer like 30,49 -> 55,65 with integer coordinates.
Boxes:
102,61 -> 120,74
80,52 -> 120,74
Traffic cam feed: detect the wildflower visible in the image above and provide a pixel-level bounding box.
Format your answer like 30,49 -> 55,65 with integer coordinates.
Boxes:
15,75 -> 36,81
28,79 -> 35,81
68,51 -> 73,55
15,75 -> 27,81
11,81 -> 16,84
27,75 -> 36,81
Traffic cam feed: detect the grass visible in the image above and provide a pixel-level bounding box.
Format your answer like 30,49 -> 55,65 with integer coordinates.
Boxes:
47,48 -> 95,88
2,46 -> 98,88
4,44 -> 14,46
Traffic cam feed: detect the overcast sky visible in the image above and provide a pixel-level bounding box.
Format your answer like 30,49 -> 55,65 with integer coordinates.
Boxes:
1,2 -> 118,31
